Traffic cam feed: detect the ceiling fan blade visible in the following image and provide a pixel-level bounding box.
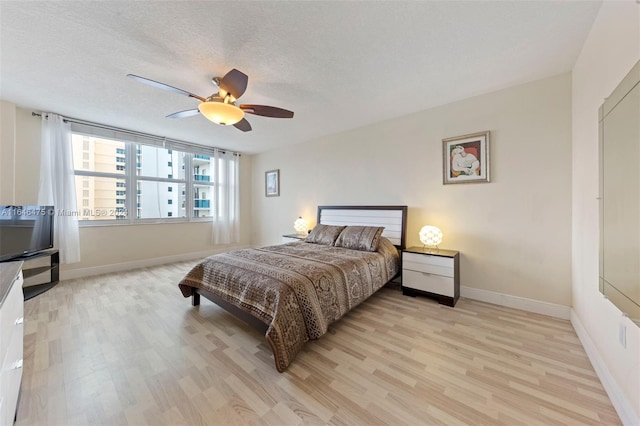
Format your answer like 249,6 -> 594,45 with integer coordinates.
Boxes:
127,74 -> 206,102
240,104 -> 294,118
166,109 -> 200,119
219,69 -> 248,100
233,118 -> 252,132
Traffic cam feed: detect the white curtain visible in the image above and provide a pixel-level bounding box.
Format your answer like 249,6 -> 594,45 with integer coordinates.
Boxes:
38,114 -> 81,264
211,150 -> 240,244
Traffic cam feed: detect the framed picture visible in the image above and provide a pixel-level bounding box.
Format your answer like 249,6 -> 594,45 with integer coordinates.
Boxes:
265,169 -> 280,197
442,131 -> 490,184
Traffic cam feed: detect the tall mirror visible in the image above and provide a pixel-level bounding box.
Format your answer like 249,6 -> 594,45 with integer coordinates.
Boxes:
599,59 -> 640,326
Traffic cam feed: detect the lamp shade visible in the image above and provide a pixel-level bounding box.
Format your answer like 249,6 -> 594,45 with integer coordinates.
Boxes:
294,217 -> 308,234
419,225 -> 443,247
198,101 -> 244,125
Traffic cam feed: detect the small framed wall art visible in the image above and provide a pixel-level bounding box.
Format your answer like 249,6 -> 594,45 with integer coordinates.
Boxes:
442,131 -> 490,184
265,169 -> 280,197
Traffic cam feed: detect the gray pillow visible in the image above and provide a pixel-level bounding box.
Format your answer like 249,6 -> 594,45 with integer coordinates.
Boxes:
305,224 -> 346,245
334,226 -> 385,252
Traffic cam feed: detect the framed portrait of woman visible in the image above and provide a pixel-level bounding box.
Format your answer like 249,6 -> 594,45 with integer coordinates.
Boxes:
442,131 -> 490,184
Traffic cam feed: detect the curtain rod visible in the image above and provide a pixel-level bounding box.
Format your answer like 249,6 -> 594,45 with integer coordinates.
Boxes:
31,112 -> 241,157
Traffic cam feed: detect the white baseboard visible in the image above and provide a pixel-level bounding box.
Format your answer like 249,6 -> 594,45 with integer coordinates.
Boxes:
571,311 -> 639,426
461,286 -> 571,320
59,245 -> 251,280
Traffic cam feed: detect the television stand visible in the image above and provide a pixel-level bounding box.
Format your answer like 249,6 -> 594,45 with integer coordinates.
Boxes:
8,249 -> 59,300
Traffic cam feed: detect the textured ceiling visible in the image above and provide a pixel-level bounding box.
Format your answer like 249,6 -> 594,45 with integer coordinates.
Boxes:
0,1 -> 601,154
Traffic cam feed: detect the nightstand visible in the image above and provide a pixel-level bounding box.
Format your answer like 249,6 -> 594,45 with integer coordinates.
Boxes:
282,234 -> 306,243
402,246 -> 460,307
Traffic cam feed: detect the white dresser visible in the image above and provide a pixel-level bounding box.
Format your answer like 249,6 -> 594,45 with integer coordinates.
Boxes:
0,262 -> 24,425
402,247 -> 460,307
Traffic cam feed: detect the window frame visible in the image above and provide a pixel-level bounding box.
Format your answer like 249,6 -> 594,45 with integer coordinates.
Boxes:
71,131 -> 217,227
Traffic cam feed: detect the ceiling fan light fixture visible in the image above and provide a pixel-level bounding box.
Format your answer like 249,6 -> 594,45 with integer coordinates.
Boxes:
128,69 -> 293,132
198,101 -> 244,125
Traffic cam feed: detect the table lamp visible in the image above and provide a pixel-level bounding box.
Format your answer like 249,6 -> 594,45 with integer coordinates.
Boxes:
419,225 -> 442,250
294,217 -> 308,236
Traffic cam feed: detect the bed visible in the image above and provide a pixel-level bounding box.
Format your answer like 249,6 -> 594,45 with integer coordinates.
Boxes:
178,205 -> 407,372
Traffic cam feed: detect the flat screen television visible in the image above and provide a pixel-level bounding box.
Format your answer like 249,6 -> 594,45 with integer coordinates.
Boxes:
0,205 -> 55,262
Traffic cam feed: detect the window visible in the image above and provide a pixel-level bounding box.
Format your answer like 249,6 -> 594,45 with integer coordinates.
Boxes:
136,181 -> 184,219
133,145 -> 186,220
71,131 -> 231,224
72,136 -> 128,221
72,175 -> 127,221
192,155 -> 216,218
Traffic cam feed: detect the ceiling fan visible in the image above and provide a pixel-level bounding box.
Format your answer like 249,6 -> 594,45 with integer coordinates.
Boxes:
126,69 -> 294,132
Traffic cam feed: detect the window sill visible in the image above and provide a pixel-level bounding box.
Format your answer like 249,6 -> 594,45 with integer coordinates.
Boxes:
78,218 -> 211,227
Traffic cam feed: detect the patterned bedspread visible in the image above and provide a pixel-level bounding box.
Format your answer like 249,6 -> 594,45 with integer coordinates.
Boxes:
178,238 -> 400,372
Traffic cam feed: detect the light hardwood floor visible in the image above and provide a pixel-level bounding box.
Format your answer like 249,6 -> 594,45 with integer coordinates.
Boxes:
16,261 -> 620,425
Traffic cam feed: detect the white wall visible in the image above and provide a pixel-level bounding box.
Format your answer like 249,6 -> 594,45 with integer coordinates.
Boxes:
251,73 -> 573,307
0,102 -> 253,278
0,102 -> 17,201
571,2 -> 640,424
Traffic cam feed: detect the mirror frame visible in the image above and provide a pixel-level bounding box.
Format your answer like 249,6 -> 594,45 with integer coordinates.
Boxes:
599,59 -> 640,326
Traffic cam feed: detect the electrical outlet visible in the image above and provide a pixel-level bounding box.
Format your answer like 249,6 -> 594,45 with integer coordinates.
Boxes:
619,324 -> 627,348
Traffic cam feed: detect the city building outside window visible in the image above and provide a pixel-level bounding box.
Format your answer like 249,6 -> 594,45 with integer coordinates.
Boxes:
71,133 -> 220,223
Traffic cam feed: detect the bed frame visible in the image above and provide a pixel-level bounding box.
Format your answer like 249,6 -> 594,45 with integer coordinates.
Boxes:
189,205 -> 408,335
316,205 -> 407,250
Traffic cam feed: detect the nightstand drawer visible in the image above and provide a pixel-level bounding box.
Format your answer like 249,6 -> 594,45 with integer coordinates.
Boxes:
282,237 -> 303,243
282,234 -> 306,243
403,255 -> 454,277
403,269 -> 455,297
403,261 -> 453,277
403,252 -> 453,268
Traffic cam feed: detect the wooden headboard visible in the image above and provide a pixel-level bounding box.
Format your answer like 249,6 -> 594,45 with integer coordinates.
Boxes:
317,205 -> 408,249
